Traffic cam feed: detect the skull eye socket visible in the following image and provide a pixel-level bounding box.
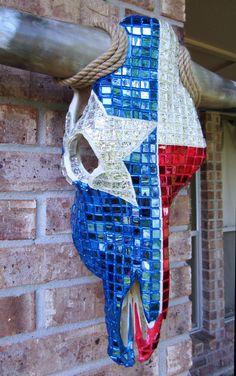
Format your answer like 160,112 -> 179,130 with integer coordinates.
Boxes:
70,134 -> 98,175
78,135 -> 98,173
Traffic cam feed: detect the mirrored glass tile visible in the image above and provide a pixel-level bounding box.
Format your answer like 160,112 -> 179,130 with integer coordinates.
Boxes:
122,67 -> 131,76
132,58 -> 141,67
131,80 -> 140,88
142,27 -> 151,35
113,87 -> 121,95
122,89 -> 131,97
141,59 -> 150,68
132,90 -> 140,98
133,99 -> 141,108
131,68 -> 140,77
133,26 -> 141,35
131,36 -> 142,46
101,86 -> 111,94
141,112 -> 150,120
140,70 -> 149,78
102,98 -> 112,105
133,47 -> 142,56
140,91 -> 149,99
141,101 -> 150,110
113,97 -> 122,106
141,48 -> 150,57
142,187 -> 150,196
143,37 -> 151,47
112,78 -> 121,85
150,70 -> 157,79
141,81 -> 149,89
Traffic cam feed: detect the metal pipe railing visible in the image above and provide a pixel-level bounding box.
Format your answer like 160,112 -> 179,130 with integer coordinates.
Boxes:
0,6 -> 236,109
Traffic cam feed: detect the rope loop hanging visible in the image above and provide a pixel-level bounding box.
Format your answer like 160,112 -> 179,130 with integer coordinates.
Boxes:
55,22 -> 128,89
178,45 -> 201,107
56,23 -> 201,108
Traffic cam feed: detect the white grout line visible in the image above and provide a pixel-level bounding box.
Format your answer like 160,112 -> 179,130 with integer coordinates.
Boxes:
160,333 -> 191,346
170,260 -> 187,269
118,4 -> 126,19
107,0 -> 155,17
35,288 -> 46,330
36,195 -> 46,239
0,276 -> 100,298
34,234 -> 73,244
0,239 -> 35,247
0,317 -> 105,346
168,296 -> 190,308
0,95 -> 69,110
0,190 -> 74,199
0,234 -> 73,248
159,15 -> 184,27
0,143 -> 62,154
37,107 -> 46,145
169,225 -> 189,232
154,0 -> 161,17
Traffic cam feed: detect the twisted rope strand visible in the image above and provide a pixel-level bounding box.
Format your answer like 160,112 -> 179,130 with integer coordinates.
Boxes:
178,45 -> 201,107
56,23 -> 201,108
56,22 -> 128,89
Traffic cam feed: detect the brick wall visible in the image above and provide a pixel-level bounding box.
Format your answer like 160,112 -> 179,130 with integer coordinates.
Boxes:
190,113 -> 235,376
0,1 -> 194,375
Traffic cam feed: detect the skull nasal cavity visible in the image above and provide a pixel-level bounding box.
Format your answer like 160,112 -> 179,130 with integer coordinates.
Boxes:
77,135 -> 98,173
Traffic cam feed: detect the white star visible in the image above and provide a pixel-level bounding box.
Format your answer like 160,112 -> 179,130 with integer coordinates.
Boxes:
62,91 -> 156,206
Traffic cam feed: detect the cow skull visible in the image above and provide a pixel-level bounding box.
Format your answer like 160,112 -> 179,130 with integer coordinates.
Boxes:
61,16 -> 206,367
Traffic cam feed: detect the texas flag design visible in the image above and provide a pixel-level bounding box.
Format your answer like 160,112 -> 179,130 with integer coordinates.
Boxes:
62,15 -> 206,367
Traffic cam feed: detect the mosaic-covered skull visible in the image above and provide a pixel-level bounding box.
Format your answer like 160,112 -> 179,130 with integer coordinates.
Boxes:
62,16 -> 206,367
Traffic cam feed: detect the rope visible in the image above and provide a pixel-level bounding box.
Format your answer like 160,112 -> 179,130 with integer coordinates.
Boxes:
178,45 -> 201,107
55,22 -> 128,89
56,23 -> 200,108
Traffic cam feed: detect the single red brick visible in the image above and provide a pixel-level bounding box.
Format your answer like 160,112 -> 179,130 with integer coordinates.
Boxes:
0,243 -> 90,289
0,0 -> 52,17
0,151 -> 72,192
169,231 -> 191,262
0,323 -> 107,375
44,281 -> 104,327
51,0 -> 81,23
160,0 -> 186,22
46,197 -> 74,235
170,195 -> 190,226
0,200 -> 36,240
45,109 -> 67,147
0,65 -> 30,99
167,338 -> 192,375
121,0 -> 154,11
0,0 -> 81,22
170,265 -> 191,299
0,105 -> 37,144
0,66 -> 71,104
29,72 -> 72,104
0,293 -> 35,338
80,0 -> 119,25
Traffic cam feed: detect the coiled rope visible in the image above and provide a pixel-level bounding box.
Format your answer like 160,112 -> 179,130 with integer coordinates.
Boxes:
56,23 -> 201,107
178,45 -> 201,107
56,22 -> 128,89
